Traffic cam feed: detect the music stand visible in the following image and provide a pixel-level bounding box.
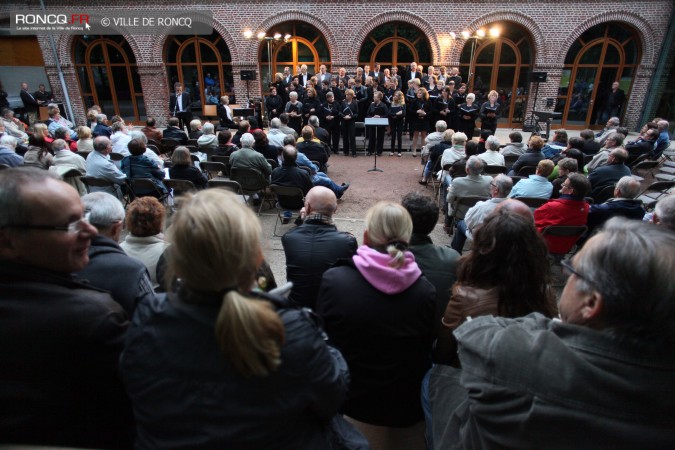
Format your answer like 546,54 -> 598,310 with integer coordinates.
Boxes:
365,117 -> 388,172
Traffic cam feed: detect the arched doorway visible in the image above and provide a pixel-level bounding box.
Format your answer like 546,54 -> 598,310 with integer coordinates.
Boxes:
164,32 -> 234,114
459,22 -> 534,127
259,21 -> 331,90
554,22 -> 641,129
358,22 -> 432,71
73,35 -> 145,123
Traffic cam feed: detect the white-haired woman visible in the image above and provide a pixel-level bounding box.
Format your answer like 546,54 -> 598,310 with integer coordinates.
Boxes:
120,189 -> 350,449
317,201 -> 436,450
458,92 -> 479,138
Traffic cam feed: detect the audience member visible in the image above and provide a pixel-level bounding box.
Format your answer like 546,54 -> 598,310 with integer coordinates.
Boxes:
508,135 -> 546,175
76,125 -> 94,153
580,129 -> 601,155
297,126 -> 329,172
0,168 -> 133,449
140,117 -> 162,142
446,156 -> 492,229
86,136 -> 128,197
197,122 -> 218,154
653,194 -> 675,231
587,176 -> 644,232
586,132 -> 624,171
500,131 -> 527,156
214,129 -> 239,156
595,116 -> 620,146
478,135 -> 505,166
120,188 -> 350,448
625,128 -> 658,164
231,120 -> 250,147
253,129 -> 282,163
588,148 -> 631,196
92,113 -> 112,138
550,157 -> 578,199
402,192 -> 460,339
451,173 -> 512,253
271,146 -> 313,222
169,146 -> 208,189
119,197 -> 169,288
229,133 -> 272,177
120,139 -> 166,198
188,119 -> 203,140
162,117 -> 188,145
317,201 -> 435,449
534,172 -> 590,254
76,192 -> 155,315
22,144 -> 53,169
0,135 -> 22,167
430,219 -> 675,448
509,159 -> 554,199
110,121 -> 131,156
282,186 -> 357,309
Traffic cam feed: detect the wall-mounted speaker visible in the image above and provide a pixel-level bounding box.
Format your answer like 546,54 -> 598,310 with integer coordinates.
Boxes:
240,70 -> 256,81
531,72 -> 548,83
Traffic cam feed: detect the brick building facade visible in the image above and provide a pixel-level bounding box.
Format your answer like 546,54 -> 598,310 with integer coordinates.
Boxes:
6,0 -> 673,130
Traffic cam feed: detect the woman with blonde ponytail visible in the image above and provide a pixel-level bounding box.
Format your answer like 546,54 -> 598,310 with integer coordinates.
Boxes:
120,189 -> 350,449
317,201 -> 436,450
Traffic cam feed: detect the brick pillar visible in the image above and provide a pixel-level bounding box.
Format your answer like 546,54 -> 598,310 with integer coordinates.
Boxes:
45,64 -> 87,126
137,64 -> 170,127
625,65 -> 653,130
233,63 -> 261,105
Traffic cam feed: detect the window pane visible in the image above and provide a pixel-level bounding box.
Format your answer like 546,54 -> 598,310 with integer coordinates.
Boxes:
91,66 -> 114,116
397,42 -> 414,64
518,66 -> 531,96
499,43 -> 517,64
297,42 -> 314,62
473,66 -> 493,98
166,38 -> 180,64
276,43 -> 292,62
396,23 -> 419,41
558,69 -> 571,97
579,44 -> 602,64
314,38 -> 330,60
518,40 -> 532,64
111,67 -> 134,120
200,43 -> 218,63
215,37 -> 231,62
180,42 -> 197,63
106,43 -> 127,64
167,66 -> 180,89
603,44 -> 620,64
182,66 -> 200,106
579,23 -> 607,43
565,67 -> 596,124
476,43 -> 495,64
496,66 -> 516,121
375,42 -> 393,64
136,95 -> 146,122
89,43 -> 105,64
416,40 -> 431,64
459,42 -> 473,64
564,40 -> 582,65
74,39 -> 87,64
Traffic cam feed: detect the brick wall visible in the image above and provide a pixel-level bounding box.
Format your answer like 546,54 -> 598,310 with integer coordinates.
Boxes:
7,0 -> 671,129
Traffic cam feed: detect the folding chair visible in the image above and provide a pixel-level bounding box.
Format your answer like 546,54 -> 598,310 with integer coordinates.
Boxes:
517,165 -> 537,177
200,161 -> 229,180
269,184 -> 305,237
230,167 -> 271,214
591,184 -> 616,205
542,225 -> 588,262
164,179 -> 197,197
514,196 -> 549,209
504,154 -> 520,171
80,176 -> 129,205
449,195 -> 489,231
484,165 -> 507,175
637,181 -> 675,209
128,178 -> 170,204
109,152 -> 125,162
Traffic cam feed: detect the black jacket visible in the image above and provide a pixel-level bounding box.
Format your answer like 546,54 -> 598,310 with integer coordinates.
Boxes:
317,258 -> 436,427
0,262 -> 133,449
20,89 -> 40,111
281,219 -> 357,309
76,235 -> 156,315
162,126 -> 188,145
297,140 -> 329,172
271,163 -> 313,209
509,149 -> 545,175
169,164 -> 208,189
120,290 -> 348,449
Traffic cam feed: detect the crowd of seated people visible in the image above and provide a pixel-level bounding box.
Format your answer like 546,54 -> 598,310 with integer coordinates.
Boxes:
1,86 -> 674,450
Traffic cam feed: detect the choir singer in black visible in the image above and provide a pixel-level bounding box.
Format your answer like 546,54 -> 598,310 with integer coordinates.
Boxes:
366,91 -> 389,156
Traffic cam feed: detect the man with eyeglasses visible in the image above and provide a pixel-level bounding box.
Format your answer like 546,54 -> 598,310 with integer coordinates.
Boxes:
534,172 -> 591,254
0,168 -> 133,448
429,219 -> 675,448
75,191 -> 155,316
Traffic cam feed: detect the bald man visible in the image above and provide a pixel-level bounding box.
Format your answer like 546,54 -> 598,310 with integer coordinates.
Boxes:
282,186 -> 357,310
493,198 -> 535,222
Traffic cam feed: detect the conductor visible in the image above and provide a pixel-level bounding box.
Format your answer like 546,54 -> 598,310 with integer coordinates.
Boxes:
366,91 -> 389,156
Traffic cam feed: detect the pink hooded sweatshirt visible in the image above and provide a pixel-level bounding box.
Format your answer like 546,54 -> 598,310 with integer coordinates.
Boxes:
352,245 -> 422,295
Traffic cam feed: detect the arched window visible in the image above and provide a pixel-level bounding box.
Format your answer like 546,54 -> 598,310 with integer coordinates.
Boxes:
459,22 -> 534,127
164,32 -> 234,114
259,21 -> 331,90
73,35 -> 145,123
554,22 -> 641,128
358,22 -> 432,72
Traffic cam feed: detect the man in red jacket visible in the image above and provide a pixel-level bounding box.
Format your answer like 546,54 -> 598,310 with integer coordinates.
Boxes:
534,173 -> 590,254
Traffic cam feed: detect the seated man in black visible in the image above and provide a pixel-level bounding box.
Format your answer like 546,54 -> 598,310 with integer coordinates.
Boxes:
282,185 -> 357,309
271,146 -> 313,223
296,125 -> 329,173
162,117 -> 188,145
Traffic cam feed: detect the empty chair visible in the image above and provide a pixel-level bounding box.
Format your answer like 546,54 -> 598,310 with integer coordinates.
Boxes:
109,152 -> 124,162
230,167 -> 271,214
517,165 -> 537,177
269,184 -> 306,237
515,196 -> 549,209
637,181 -> 675,209
164,178 -> 197,197
484,165 -> 507,175
200,161 -> 229,179
128,178 -> 170,204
